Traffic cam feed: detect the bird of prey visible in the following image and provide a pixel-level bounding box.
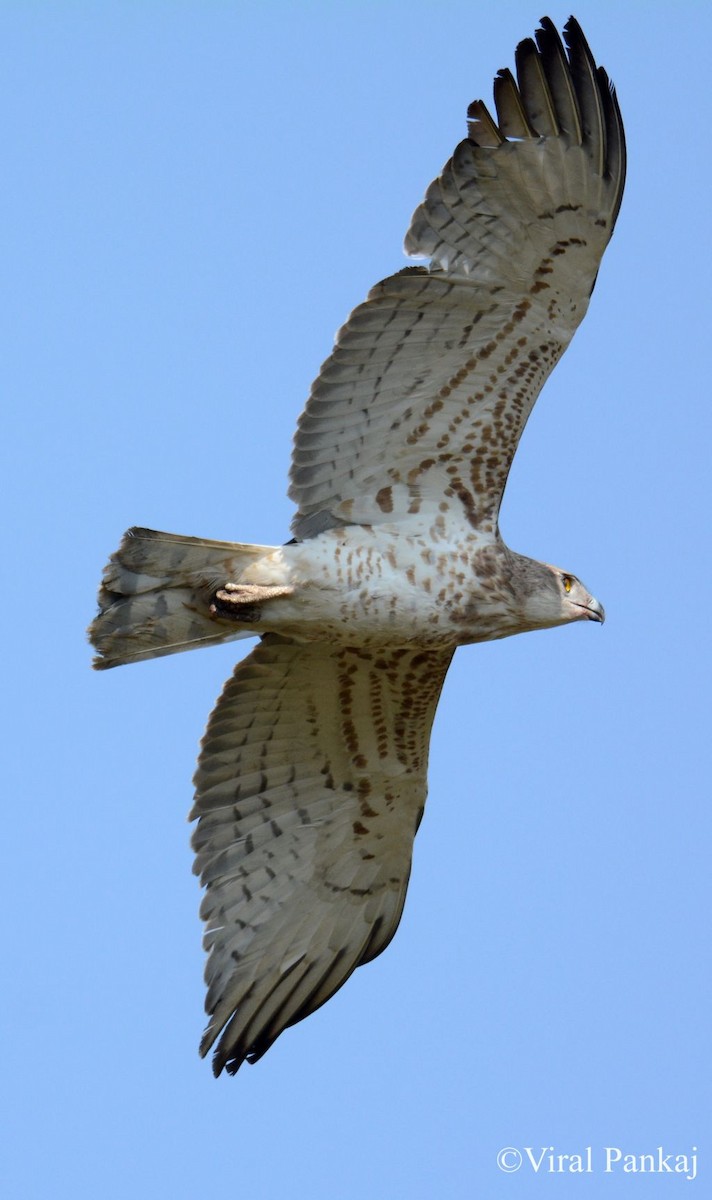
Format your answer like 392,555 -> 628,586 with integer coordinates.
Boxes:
90,15 -> 625,1075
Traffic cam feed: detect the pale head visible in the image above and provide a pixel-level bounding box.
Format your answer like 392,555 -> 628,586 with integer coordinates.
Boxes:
514,556 -> 605,632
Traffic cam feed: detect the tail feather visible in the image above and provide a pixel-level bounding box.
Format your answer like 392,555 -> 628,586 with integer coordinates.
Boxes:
89,527 -> 278,670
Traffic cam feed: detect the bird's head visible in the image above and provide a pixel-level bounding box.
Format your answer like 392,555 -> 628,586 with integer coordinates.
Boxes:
513,557 -> 605,631
552,568 -> 605,625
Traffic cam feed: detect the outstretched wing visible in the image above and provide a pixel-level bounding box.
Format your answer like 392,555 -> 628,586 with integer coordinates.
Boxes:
289,17 -> 625,538
192,634 -> 453,1074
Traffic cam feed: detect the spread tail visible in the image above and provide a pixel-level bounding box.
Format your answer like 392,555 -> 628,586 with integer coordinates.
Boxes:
89,527 -> 278,669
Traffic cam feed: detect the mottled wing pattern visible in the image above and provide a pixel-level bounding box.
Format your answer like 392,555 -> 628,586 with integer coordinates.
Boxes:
192,634 -> 453,1074
289,18 -> 625,537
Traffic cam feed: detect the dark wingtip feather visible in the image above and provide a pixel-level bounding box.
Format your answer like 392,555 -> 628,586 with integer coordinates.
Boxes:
534,16 -> 583,142
494,67 -> 534,138
473,14 -> 625,235
514,34 -> 559,137
466,97 -> 503,147
598,65 -> 627,229
562,15 -> 626,229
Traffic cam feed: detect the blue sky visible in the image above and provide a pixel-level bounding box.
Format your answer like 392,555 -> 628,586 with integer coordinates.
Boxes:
4,2 -> 710,1196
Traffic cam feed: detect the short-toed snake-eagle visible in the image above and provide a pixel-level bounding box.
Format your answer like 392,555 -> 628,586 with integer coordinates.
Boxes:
91,16 -> 625,1075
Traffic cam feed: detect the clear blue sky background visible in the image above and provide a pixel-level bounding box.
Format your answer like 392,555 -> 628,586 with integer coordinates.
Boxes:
3,2 -> 710,1196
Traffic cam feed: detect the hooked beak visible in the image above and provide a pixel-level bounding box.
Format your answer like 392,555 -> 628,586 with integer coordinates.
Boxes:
582,596 -> 605,624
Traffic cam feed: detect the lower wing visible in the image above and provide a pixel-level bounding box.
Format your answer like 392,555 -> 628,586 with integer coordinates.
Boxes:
191,633 -> 453,1074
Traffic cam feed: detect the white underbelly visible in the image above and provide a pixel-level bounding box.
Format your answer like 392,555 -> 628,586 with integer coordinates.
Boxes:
239,522 -> 510,646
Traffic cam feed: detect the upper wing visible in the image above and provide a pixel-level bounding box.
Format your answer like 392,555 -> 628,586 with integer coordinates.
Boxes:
192,634 -> 453,1074
289,17 -> 625,538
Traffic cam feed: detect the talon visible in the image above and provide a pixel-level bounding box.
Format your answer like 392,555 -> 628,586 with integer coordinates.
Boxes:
209,582 -> 293,622
210,585 -> 259,621
214,585 -> 252,606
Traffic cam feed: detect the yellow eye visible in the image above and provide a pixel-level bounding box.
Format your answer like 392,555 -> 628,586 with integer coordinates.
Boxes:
562,575 -> 573,594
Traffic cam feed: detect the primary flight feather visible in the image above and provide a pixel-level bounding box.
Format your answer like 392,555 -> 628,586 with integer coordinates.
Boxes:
90,15 -> 625,1075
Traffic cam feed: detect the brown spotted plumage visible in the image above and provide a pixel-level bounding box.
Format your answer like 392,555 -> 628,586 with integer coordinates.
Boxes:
90,17 -> 624,1074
